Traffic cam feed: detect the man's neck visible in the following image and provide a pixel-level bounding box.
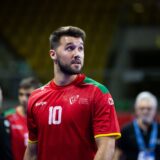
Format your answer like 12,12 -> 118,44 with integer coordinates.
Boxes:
54,73 -> 77,86
16,105 -> 26,117
54,66 -> 78,86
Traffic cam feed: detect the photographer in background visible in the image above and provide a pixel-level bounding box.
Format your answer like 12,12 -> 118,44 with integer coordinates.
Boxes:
114,91 -> 160,160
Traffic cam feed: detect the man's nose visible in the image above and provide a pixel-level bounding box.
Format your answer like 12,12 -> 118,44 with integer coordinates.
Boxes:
74,48 -> 82,57
142,109 -> 150,114
74,54 -> 81,60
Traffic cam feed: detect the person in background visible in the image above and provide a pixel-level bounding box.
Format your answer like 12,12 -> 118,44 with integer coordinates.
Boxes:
0,87 -> 13,160
114,91 -> 160,160
5,77 -> 41,160
24,26 -> 121,160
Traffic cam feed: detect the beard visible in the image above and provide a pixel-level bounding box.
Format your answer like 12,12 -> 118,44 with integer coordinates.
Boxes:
57,58 -> 83,75
21,101 -> 27,108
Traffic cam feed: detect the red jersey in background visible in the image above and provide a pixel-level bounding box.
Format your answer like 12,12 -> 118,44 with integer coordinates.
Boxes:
6,108 -> 28,160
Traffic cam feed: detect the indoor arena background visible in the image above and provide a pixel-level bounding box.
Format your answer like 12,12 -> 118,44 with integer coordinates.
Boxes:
0,0 -> 160,127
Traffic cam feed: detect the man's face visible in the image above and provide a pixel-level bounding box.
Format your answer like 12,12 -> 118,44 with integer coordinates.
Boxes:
135,99 -> 157,125
18,88 -> 34,108
53,36 -> 84,75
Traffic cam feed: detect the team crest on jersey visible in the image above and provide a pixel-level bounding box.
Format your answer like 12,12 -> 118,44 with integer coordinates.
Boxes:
108,97 -> 114,105
69,95 -> 79,104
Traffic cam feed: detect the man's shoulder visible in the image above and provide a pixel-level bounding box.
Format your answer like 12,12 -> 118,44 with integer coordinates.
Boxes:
83,76 -> 109,94
4,108 -> 20,124
29,82 -> 51,107
30,82 -> 51,97
3,108 -> 16,117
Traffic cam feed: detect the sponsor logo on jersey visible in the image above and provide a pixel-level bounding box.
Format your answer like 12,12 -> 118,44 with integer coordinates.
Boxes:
79,98 -> 89,105
12,124 -> 23,130
69,95 -> 79,104
108,97 -> 114,105
35,101 -> 47,106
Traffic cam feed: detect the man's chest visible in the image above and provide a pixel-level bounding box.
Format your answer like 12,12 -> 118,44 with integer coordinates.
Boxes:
32,90 -> 93,128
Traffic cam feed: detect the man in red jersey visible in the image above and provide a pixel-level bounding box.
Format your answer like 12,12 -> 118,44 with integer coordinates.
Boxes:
24,26 -> 121,160
6,77 -> 41,160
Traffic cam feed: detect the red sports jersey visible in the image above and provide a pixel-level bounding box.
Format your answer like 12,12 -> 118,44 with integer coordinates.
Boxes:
27,74 -> 121,160
6,108 -> 28,160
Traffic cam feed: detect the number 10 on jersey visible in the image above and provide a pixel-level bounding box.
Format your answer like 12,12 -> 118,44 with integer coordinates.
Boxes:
48,106 -> 62,125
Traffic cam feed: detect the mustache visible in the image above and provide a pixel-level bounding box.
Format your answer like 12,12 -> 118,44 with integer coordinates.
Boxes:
71,59 -> 81,64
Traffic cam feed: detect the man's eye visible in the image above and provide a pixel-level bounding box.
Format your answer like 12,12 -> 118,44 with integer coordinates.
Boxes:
66,46 -> 75,51
79,46 -> 84,51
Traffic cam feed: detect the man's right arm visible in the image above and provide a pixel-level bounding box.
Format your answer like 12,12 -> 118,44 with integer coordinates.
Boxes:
25,94 -> 38,160
23,143 -> 37,160
113,148 -> 123,160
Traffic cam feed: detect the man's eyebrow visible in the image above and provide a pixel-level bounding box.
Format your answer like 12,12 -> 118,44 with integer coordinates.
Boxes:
65,42 -> 84,46
65,43 -> 74,46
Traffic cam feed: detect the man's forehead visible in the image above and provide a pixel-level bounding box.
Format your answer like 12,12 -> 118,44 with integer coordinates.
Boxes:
137,99 -> 154,108
19,88 -> 34,93
59,36 -> 83,45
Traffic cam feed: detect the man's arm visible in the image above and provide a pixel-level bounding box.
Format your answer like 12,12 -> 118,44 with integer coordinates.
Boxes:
112,148 -> 122,160
23,143 -> 37,160
94,136 -> 115,160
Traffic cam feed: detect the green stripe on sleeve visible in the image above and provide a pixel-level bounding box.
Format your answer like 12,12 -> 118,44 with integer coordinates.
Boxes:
84,77 -> 109,93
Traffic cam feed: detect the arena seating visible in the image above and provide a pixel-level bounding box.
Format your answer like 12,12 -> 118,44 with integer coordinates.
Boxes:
0,0 -> 122,82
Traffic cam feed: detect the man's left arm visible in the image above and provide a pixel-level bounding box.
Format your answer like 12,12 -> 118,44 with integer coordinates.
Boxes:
94,136 -> 115,160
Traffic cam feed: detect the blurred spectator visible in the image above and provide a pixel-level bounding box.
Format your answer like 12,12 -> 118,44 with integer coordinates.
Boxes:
5,77 -> 41,160
0,87 -> 13,160
114,91 -> 160,160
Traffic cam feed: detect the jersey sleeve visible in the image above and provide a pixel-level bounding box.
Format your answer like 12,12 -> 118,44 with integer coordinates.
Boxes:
93,87 -> 121,139
27,96 -> 38,143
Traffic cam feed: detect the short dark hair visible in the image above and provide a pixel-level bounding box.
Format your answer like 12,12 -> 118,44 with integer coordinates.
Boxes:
19,77 -> 41,90
49,26 -> 86,49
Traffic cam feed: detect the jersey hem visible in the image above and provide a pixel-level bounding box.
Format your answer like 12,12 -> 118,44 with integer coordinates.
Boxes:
94,132 -> 121,139
28,139 -> 38,144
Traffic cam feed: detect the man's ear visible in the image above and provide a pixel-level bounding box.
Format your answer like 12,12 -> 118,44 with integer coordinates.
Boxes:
49,49 -> 57,60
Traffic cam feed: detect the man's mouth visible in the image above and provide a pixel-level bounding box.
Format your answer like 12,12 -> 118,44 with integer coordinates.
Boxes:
71,60 -> 81,64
